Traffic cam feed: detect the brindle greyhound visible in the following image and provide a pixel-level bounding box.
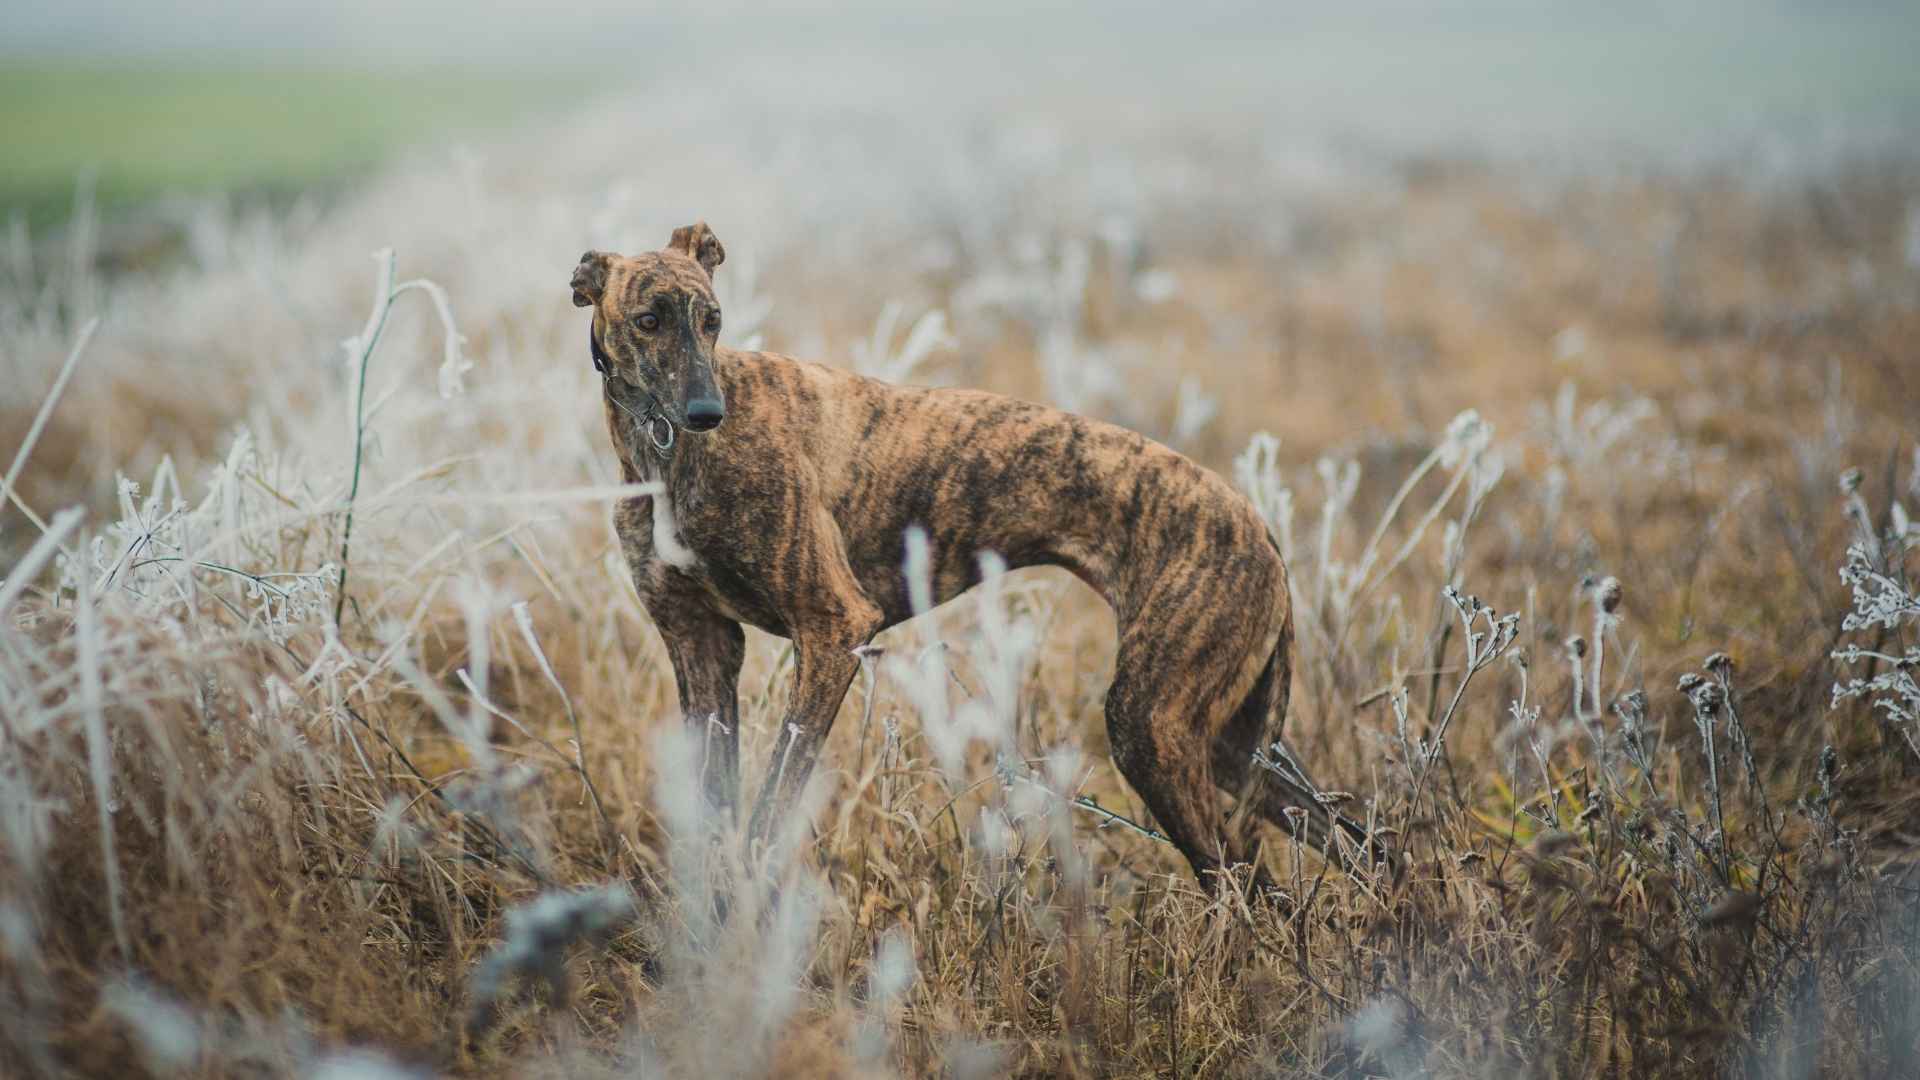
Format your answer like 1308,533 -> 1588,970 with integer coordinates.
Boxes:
573,222 -> 1374,889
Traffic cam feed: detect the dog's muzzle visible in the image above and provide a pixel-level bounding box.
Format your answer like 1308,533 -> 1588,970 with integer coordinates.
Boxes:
684,397 -> 725,432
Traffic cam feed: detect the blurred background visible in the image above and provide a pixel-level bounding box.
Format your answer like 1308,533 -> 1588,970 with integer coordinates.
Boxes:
4,3 -> 1920,1076
7,2 -> 1919,229
6,0 -> 1917,520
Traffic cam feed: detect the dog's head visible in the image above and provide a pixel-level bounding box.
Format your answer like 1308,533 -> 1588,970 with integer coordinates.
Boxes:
571,222 -> 728,433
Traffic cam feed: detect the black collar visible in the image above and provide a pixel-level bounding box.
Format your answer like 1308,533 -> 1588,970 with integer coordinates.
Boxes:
589,322 -> 611,375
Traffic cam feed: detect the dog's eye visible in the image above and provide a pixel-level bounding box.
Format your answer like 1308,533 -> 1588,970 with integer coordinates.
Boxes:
637,313 -> 659,332
705,311 -> 722,334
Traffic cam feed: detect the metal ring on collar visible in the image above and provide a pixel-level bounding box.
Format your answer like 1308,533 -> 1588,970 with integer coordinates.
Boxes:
647,415 -> 676,455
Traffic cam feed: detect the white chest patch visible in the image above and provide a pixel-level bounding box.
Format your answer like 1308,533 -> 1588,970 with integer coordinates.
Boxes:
647,475 -> 700,571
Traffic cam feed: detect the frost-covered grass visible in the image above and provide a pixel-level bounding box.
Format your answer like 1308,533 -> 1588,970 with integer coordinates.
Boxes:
2,72 -> 1919,1078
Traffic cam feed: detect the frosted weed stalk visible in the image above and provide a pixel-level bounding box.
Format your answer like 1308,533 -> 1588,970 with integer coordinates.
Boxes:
1830,460 -> 1920,761
1234,409 -> 1499,692
332,248 -> 468,627
567,719 -> 844,1076
850,303 -> 955,386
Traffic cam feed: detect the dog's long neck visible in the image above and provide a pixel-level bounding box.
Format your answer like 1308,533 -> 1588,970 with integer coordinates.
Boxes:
607,395 -> 717,571
603,352 -> 744,515
608,401 -> 708,488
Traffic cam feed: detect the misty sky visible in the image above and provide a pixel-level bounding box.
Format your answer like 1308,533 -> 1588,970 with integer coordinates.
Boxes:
5,2 -> 1916,154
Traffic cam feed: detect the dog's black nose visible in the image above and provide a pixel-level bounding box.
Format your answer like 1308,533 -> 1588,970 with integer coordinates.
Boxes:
684,397 -> 725,432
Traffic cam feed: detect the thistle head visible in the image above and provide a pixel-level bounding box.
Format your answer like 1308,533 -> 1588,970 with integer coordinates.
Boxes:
1615,689 -> 1649,720
1593,576 -> 1623,614
1686,679 -> 1724,713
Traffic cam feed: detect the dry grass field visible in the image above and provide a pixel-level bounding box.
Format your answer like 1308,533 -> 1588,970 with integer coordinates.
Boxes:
3,33 -> 1920,1078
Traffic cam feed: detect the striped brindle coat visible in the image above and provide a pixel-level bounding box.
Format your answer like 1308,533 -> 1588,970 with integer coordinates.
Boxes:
572,222 -> 1374,890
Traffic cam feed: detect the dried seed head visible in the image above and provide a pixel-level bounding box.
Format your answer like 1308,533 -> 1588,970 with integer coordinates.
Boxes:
1676,672 -> 1705,695
1818,744 -> 1838,785
1345,997 -> 1411,1057
1618,707 -> 1643,737
1839,467 -> 1863,495
1689,681 -> 1725,712
1593,576 -> 1623,614
467,884 -> 638,1035
1703,652 -> 1733,678
1699,890 -> 1762,928
1814,850 -> 1847,882
1531,830 -> 1577,857
1616,689 -> 1649,719
1565,635 -> 1588,660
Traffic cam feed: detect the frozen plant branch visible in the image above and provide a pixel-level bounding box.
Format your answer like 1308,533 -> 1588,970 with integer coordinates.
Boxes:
333,249 -> 469,628
466,884 -> 636,1037
1828,466 -> 1920,762
1410,585 -> 1521,805
996,755 -> 1171,845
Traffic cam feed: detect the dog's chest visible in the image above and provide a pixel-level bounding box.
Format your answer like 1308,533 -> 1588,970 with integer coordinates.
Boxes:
616,463 -> 785,634
611,440 -> 697,561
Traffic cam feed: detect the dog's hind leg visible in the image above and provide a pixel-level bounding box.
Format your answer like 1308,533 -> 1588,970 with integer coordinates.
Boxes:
1210,630 -> 1379,870
1103,605 -> 1267,892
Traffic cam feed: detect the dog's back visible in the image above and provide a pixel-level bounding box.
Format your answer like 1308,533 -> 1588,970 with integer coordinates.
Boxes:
715,349 -> 1266,621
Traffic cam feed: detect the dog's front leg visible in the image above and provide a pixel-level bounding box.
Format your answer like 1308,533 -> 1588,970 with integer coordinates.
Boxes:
744,625 -> 876,857
656,613 -> 747,825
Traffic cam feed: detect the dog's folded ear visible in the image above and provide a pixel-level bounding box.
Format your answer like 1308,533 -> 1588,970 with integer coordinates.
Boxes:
571,251 -> 612,308
666,221 -> 725,277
